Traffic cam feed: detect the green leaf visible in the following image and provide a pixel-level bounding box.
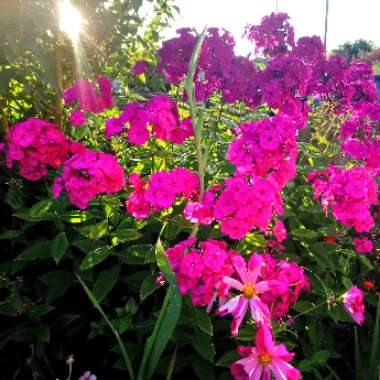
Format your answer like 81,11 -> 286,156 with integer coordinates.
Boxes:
140,274 -> 160,301
111,228 -> 141,245
192,330 -> 215,362
80,246 -> 113,271
0,229 -> 23,240
93,267 -> 120,303
15,241 -> 51,261
30,199 -> 53,218
50,232 -> 69,264
137,238 -> 182,380
193,307 -> 213,336
79,220 -> 108,240
192,356 -> 215,380
291,228 -> 319,239
215,350 -> 240,368
39,271 -> 74,303
299,350 -> 331,371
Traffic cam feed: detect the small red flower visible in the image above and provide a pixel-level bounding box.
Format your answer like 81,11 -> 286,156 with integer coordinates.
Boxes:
364,281 -> 375,290
323,236 -> 337,244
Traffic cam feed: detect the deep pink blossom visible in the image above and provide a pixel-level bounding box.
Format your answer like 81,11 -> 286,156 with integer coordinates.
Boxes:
231,324 -> 301,380
53,147 -> 125,209
132,60 -> 149,75
5,118 -> 71,181
354,237 -> 373,254
69,110 -> 86,126
342,286 -> 365,325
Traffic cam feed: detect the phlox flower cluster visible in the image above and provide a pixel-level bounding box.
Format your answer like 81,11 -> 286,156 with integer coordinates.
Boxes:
5,118 -> 71,181
184,175 -> 284,240
214,176 -> 284,239
227,113 -> 299,188
245,12 -> 295,57
353,237 -> 373,254
64,76 -> 113,114
166,241 -> 308,379
53,144 -> 126,209
308,57 -> 378,112
105,95 -> 193,145
342,286 -> 365,325
158,27 -> 263,107
166,238 -> 235,307
339,102 -> 380,175
308,166 -> 378,233
132,60 -> 150,76
231,324 -> 301,380
125,168 -> 199,220
157,12 -> 378,117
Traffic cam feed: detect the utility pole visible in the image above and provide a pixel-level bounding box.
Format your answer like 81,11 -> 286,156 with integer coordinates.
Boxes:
324,0 -> 329,49
275,0 -> 279,12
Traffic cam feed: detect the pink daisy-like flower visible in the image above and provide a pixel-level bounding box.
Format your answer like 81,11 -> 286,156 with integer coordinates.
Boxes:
231,324 -> 301,380
219,253 -> 277,335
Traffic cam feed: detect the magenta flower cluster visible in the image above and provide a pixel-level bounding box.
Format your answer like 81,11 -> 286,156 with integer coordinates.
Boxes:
53,144 -> 126,209
5,118 -> 71,181
125,168 -> 199,220
308,166 -> 378,233
64,76 -> 113,114
105,95 -> 193,145
227,113 -> 298,188
166,238 -> 235,308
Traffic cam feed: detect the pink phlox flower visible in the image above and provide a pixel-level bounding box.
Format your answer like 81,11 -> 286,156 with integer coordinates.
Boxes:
342,286 -> 365,325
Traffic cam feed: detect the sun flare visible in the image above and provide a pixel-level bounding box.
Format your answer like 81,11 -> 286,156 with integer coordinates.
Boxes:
58,0 -> 82,43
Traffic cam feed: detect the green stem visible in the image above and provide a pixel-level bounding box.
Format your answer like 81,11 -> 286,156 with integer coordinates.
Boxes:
76,275 -> 135,380
185,27 -> 207,237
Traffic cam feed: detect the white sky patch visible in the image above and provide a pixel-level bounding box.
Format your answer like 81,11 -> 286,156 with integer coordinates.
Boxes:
159,0 -> 380,55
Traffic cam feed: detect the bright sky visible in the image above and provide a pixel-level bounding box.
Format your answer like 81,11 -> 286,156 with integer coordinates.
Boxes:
158,0 -> 380,54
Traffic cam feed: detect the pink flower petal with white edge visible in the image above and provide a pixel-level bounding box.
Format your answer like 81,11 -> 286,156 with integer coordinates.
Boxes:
222,276 -> 244,291
231,302 -> 248,336
249,297 -> 271,323
218,295 -> 242,316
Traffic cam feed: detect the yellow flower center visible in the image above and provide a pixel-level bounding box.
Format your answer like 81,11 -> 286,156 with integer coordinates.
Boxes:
242,283 -> 257,298
258,354 -> 272,366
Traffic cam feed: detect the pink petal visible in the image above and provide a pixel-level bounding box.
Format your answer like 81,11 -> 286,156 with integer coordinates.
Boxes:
223,276 -> 244,291
247,253 -> 263,284
233,255 -> 248,283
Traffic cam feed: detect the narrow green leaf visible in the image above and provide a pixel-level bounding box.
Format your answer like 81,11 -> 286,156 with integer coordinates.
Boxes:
137,238 -> 182,380
369,297 -> 380,379
76,275 -> 135,380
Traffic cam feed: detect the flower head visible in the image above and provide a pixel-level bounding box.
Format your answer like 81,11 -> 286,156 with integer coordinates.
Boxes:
231,324 -> 301,380
342,286 -> 365,325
